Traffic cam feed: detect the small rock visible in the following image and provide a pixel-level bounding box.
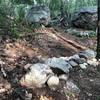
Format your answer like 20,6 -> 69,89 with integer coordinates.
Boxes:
72,58 -> 85,64
87,58 -> 99,66
65,80 -> 80,95
60,57 -> 69,61
1,67 -> 7,77
47,76 -> 59,90
79,49 -> 96,59
80,58 -> 87,62
69,60 -> 78,67
59,74 -> 69,81
78,53 -> 88,59
0,60 -> 5,65
72,54 -> 80,59
87,92 -> 92,97
12,88 -> 28,100
24,64 -> 32,70
0,88 -> 7,93
79,63 -> 87,69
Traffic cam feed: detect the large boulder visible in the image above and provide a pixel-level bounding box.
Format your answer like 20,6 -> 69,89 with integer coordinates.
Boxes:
45,57 -> 72,74
25,5 -> 50,25
72,6 -> 97,30
20,63 -> 53,88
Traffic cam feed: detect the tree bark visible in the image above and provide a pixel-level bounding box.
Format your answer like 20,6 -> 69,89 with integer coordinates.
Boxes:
60,0 -> 69,27
96,0 -> 100,59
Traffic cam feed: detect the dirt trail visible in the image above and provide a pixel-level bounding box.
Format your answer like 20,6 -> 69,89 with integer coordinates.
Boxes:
0,27 -> 99,100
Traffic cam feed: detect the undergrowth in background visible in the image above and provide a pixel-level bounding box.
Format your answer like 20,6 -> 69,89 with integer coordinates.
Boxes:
0,0 -> 97,38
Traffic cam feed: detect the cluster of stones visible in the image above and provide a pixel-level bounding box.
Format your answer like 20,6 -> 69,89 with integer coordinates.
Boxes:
20,49 -> 99,91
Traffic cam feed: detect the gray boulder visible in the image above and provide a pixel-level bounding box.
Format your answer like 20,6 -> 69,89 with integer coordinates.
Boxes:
72,6 -> 97,30
45,57 -> 72,73
25,5 -> 50,25
78,49 -> 96,60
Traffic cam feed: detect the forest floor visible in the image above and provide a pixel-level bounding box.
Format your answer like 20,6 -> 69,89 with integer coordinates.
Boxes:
0,27 -> 100,100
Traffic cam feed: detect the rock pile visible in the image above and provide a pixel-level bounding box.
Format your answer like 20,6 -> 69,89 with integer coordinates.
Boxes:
20,49 -> 99,94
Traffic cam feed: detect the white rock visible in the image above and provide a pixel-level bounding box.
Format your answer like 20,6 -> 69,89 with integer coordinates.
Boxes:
92,58 -> 97,62
47,76 -> 59,89
59,74 -> 69,81
20,63 -> 53,88
60,57 -> 69,61
87,59 -> 99,66
79,63 -> 87,69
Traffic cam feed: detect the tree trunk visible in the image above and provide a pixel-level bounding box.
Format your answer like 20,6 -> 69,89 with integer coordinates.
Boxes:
60,0 -> 68,27
96,0 -> 100,59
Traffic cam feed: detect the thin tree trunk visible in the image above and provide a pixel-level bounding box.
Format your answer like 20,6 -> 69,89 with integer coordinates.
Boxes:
60,0 -> 64,18
96,0 -> 100,59
60,0 -> 69,27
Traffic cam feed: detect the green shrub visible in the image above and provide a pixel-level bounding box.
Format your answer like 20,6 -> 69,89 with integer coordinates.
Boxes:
0,1 -> 22,38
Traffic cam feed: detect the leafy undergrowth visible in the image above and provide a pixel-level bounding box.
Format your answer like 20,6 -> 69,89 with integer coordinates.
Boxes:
0,27 -> 99,100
